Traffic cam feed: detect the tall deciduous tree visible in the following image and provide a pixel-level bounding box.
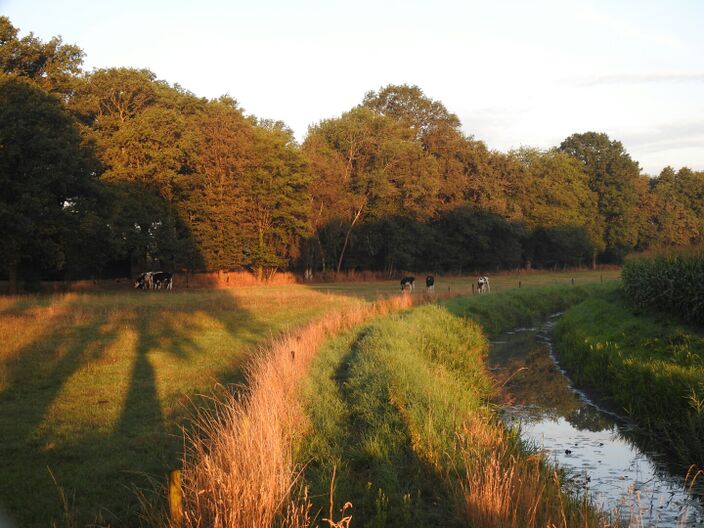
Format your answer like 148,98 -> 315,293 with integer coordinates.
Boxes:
305,106 -> 437,272
363,84 -> 461,141
75,67 -> 203,274
648,166 -> 704,247
559,132 -> 642,261
243,120 -> 311,277
0,78 -> 100,292
182,97 -> 254,272
512,147 -> 603,266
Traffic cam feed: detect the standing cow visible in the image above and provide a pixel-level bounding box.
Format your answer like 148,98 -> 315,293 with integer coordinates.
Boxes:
152,271 -> 173,290
134,271 -> 154,290
426,275 -> 435,293
400,276 -> 415,293
477,275 -> 490,294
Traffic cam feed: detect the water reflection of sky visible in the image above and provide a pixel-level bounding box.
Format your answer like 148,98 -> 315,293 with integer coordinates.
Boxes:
490,324 -> 704,527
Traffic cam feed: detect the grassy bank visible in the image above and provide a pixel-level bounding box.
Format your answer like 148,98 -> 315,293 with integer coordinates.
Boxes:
444,282 -> 605,334
298,285 -> 613,527
553,286 -> 704,467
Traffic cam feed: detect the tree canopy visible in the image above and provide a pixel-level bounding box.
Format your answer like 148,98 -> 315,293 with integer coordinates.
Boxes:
2,18 -> 703,289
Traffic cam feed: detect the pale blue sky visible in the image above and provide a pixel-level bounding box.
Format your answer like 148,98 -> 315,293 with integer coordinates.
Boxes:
2,0 -> 703,175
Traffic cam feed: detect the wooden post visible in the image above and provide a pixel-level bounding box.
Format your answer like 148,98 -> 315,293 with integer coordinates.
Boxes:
471,283 -> 475,295
169,469 -> 183,526
571,278 -> 575,285
519,280 -> 521,288
600,274 -> 603,283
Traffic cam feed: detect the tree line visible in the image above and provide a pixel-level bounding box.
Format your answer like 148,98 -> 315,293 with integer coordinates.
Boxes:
1,17 -> 703,292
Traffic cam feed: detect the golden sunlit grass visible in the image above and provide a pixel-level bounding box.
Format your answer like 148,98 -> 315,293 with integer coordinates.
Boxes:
459,418 -> 610,528
0,287 -> 363,527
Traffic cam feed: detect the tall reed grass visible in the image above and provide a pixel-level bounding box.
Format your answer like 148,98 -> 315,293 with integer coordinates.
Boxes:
459,418 -> 610,528
167,295 -> 415,527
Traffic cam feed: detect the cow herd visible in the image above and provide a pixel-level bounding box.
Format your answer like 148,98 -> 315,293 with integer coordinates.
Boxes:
134,271 -> 173,290
400,275 -> 490,294
132,271 -> 489,294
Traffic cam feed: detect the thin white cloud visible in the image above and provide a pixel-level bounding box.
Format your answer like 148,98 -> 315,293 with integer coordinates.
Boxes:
620,121 -> 704,150
573,72 -> 704,86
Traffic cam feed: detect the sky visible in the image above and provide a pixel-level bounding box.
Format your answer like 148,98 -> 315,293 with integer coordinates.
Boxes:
2,0 -> 703,175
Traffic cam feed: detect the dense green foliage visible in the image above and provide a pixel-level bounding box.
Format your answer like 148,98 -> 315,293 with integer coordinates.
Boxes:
3,17 -> 704,288
0,77 -> 101,292
622,251 -> 704,324
554,288 -> 704,466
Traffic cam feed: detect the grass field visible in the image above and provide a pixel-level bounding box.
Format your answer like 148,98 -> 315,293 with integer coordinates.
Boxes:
305,269 -> 617,300
0,288 -> 363,527
0,269 -> 619,527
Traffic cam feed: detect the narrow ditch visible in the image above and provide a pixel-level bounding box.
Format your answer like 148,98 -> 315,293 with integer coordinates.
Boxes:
489,315 -> 704,527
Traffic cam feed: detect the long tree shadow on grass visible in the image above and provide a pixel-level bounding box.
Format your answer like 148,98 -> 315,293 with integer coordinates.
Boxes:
303,327 -> 459,528
0,288 -> 272,528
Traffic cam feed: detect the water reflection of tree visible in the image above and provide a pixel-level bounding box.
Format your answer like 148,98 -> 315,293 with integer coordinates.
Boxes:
491,335 -> 613,432
565,405 -> 613,432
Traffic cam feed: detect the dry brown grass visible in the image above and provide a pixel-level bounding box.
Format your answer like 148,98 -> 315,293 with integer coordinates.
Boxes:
458,417 -> 613,528
172,294 -> 415,528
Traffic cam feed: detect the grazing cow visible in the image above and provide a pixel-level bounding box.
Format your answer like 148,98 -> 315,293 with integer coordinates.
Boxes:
152,271 -> 173,290
400,276 -> 415,293
426,275 -> 435,293
477,275 -> 490,294
134,271 -> 154,290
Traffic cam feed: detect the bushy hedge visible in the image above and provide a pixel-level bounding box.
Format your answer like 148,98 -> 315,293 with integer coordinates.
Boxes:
622,251 -> 704,324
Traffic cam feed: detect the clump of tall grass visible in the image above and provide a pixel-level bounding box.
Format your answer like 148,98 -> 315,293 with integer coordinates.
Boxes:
622,250 -> 704,324
168,294 -> 415,528
458,418 -> 611,528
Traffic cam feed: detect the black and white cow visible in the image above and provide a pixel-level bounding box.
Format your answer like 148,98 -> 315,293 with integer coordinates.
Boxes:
134,271 -> 173,290
425,275 -> 435,293
477,275 -> 490,294
400,276 -> 415,293
152,271 -> 173,290
134,271 -> 154,290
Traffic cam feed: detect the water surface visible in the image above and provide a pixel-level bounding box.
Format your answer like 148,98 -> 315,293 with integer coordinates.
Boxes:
489,317 -> 704,526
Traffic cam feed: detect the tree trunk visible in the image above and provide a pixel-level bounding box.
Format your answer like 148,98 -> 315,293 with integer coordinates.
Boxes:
592,251 -> 597,270
336,204 -> 365,274
337,227 -> 353,274
8,260 -> 18,295
316,235 -> 326,273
